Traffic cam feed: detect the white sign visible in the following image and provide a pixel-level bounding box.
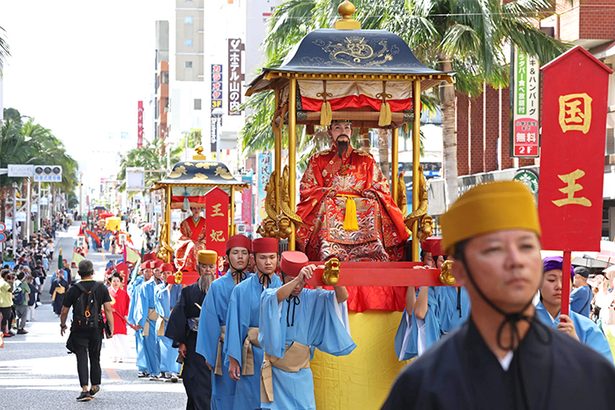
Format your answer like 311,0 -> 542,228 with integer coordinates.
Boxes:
33,165 -> 63,182
8,164 -> 34,177
511,47 -> 540,157
126,167 -> 145,191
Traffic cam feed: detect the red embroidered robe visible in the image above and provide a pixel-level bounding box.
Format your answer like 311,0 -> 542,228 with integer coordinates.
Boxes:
296,147 -> 410,312
174,216 -> 207,272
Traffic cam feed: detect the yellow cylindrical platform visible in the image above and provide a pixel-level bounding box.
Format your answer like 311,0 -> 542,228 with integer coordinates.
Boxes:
312,311 -> 409,409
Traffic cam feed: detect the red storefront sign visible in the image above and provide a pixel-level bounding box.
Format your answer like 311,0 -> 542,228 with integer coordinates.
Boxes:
538,46 -> 611,252
204,187 -> 230,257
512,118 -> 539,157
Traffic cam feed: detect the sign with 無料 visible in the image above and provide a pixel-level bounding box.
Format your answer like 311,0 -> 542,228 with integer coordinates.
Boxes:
227,38 -> 244,116
511,47 -> 540,158
538,46 -> 611,251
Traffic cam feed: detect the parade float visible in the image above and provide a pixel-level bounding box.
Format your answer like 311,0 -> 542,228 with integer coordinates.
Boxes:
152,147 -> 249,284
245,1 -> 457,408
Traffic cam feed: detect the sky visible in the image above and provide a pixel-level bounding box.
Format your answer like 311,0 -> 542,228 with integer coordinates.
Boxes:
1,0 -> 172,186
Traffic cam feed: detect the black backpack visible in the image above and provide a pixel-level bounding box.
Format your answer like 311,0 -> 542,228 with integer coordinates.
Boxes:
72,282 -> 103,329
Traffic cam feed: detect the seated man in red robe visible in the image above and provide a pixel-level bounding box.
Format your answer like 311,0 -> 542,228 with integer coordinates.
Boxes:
174,206 -> 207,273
296,120 -> 410,311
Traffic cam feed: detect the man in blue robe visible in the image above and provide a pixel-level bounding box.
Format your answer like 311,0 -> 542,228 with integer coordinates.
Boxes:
154,262 -> 182,381
196,234 -> 252,409
384,181 -> 615,409
166,250 -> 217,410
395,239 -> 470,360
224,237 -> 282,410
127,265 -> 147,377
259,251 -> 356,410
571,266 -> 593,318
134,260 -> 162,379
537,257 -> 612,362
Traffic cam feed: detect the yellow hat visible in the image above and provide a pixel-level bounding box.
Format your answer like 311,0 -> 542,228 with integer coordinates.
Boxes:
441,181 -> 541,254
197,250 -> 218,265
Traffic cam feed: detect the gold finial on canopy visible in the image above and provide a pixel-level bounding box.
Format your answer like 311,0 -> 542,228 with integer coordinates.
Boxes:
193,146 -> 206,160
334,1 -> 360,30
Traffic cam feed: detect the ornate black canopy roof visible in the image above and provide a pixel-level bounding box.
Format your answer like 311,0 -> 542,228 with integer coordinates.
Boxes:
247,29 -> 453,95
281,29 -> 444,75
153,161 -> 248,187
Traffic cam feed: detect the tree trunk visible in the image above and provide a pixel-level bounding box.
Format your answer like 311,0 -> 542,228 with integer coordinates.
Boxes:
377,129 -> 390,177
439,57 -> 458,207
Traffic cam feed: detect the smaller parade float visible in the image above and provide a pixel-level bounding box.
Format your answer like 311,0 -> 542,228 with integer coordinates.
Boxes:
151,147 -> 249,284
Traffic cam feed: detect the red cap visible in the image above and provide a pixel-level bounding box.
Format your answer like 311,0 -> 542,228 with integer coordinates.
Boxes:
252,237 -> 279,254
161,263 -> 175,273
280,251 -> 309,277
421,237 -> 443,257
141,260 -> 154,270
153,259 -> 163,269
226,234 -> 252,252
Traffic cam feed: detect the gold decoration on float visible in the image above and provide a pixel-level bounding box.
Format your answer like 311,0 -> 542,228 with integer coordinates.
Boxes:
439,260 -> 456,286
323,258 -> 340,286
257,166 -> 303,239
316,37 -> 395,67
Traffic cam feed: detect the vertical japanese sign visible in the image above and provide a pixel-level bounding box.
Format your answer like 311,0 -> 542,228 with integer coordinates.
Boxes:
257,152 -> 272,221
227,38 -> 243,116
204,187 -> 230,257
241,174 -> 253,230
211,64 -> 224,154
538,46 -> 611,251
511,48 -> 540,157
137,101 -> 144,148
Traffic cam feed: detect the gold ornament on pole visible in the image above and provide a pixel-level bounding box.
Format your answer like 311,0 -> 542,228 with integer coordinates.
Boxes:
334,1 -> 361,30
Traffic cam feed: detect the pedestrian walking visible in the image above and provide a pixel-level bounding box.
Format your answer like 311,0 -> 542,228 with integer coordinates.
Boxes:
60,260 -> 114,402
50,269 -> 68,316
0,270 -> 15,337
13,272 -> 30,334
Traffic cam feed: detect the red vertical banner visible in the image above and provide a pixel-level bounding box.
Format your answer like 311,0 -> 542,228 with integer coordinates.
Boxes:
241,183 -> 252,231
204,187 -> 230,258
137,100 -> 144,148
538,46 -> 611,252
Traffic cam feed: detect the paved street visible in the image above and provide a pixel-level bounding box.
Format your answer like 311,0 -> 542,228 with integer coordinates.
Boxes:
0,224 -> 186,409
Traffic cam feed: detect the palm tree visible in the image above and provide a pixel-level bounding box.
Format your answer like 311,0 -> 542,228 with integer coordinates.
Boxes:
244,0 -> 567,203
0,25 -> 9,68
0,109 -> 79,221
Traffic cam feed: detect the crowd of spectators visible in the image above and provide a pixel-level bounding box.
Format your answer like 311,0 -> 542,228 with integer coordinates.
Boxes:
0,214 -> 70,346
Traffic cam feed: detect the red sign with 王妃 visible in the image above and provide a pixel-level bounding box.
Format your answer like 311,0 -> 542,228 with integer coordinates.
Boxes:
204,187 -> 230,257
538,46 -> 611,251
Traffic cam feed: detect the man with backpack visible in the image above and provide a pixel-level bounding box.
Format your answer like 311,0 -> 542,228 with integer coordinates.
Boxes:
13,271 -> 30,334
60,260 -> 114,402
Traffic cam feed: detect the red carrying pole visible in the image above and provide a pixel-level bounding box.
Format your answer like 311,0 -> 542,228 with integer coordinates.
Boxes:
561,250 -> 572,315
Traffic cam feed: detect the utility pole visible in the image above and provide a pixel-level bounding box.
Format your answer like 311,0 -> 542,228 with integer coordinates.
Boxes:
25,178 -> 32,239
12,183 -> 18,252
36,181 -> 42,232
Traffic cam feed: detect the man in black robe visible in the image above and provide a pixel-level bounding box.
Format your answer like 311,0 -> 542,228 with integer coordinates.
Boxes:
166,250 -> 217,410
383,181 -> 615,410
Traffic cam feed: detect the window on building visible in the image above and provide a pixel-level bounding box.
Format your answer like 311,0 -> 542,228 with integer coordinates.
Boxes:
185,38 -> 193,47
184,15 -> 193,24
161,72 -> 169,84
194,99 -> 202,110
185,61 -> 193,69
